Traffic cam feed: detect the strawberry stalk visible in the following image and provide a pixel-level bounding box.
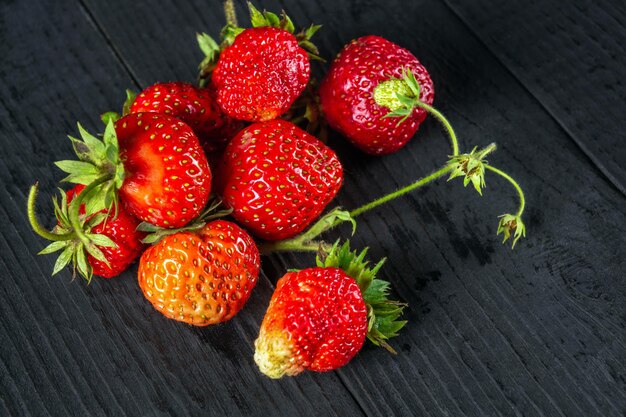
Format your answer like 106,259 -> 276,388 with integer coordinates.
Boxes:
376,68 -> 460,156
223,0 -> 237,27
27,176 -> 117,281
263,120 -> 527,252
28,184 -> 74,242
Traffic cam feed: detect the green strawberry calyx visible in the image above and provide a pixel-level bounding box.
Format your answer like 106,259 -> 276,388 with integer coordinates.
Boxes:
197,2 -> 322,86
137,197 -> 233,245
497,213 -> 526,249
27,180 -> 117,283
318,240 -> 407,353
375,67 -> 460,156
446,143 -> 497,195
54,120 -> 125,217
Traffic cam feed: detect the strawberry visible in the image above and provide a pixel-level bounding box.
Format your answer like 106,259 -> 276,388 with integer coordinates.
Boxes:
217,119 -> 343,241
254,241 -> 406,378
56,114 -> 212,229
27,182 -> 145,281
319,35 -> 435,155
137,220 -> 260,326
65,184 -> 145,277
198,4 -> 321,122
128,82 -> 243,153
212,26 -> 309,122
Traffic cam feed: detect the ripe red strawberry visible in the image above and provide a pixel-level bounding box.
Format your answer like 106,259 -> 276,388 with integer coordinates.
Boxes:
319,35 -> 435,155
137,220 -> 260,326
129,82 -> 243,153
27,182 -> 145,281
254,241 -> 406,378
217,119 -> 343,241
56,114 -> 212,228
198,4 -> 321,122
66,185 -> 145,278
212,26 -> 309,122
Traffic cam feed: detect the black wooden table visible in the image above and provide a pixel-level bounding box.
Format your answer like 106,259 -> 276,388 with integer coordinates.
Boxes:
1,1 -> 625,416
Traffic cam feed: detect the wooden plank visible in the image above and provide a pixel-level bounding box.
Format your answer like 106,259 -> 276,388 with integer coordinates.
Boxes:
444,0 -> 626,195
78,0 -> 626,416
0,1 -> 364,416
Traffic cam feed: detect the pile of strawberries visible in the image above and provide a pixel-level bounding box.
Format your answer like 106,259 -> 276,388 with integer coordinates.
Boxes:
28,2 -> 527,379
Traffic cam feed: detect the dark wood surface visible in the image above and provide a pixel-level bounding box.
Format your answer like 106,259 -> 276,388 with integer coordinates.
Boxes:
1,1 -> 624,416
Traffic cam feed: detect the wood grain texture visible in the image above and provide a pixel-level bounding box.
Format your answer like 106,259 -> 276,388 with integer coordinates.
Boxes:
444,0 -> 626,195
1,0 -> 625,416
0,1 -> 363,416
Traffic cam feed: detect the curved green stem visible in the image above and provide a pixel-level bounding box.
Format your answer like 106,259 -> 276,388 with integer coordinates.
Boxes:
68,176 -> 112,244
350,164 -> 454,218
224,0 -> 238,26
260,240 -> 325,255
28,183 -> 74,242
485,165 -> 525,216
414,101 -> 460,156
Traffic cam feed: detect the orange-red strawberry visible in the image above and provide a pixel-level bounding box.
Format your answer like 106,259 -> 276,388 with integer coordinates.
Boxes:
319,35 -> 435,155
254,241 -> 406,378
27,182 -> 145,281
217,119 -> 343,241
199,4 -> 321,122
56,114 -> 212,229
129,82 -> 243,153
138,220 -> 260,326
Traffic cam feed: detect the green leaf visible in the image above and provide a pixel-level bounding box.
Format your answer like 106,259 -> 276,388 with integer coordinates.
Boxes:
68,135 -> 96,163
55,160 -> 99,177
87,233 -> 117,248
304,24 -> 321,40
103,119 -> 119,151
75,244 -> 89,278
402,68 -> 421,98
39,241 -> 68,255
77,123 -> 105,154
264,11 -> 280,27
279,12 -> 295,33
122,89 -> 136,115
136,222 -> 160,233
52,192 -> 69,226
81,182 -> 109,216
248,2 -> 268,27
100,112 -> 120,125
395,93 -> 417,108
299,40 -> 319,56
197,32 -> 220,57
219,24 -> 244,46
84,242 -> 110,267
63,172 -> 101,185
363,279 -> 390,304
52,245 -> 74,275
86,212 -> 108,228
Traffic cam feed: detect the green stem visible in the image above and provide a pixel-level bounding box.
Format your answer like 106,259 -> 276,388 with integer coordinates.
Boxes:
68,176 -> 112,244
484,165 -> 525,216
414,101 -> 460,156
350,164 -> 454,218
260,240 -> 324,255
27,183 -> 74,242
224,0 -> 238,26
476,143 -> 497,160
